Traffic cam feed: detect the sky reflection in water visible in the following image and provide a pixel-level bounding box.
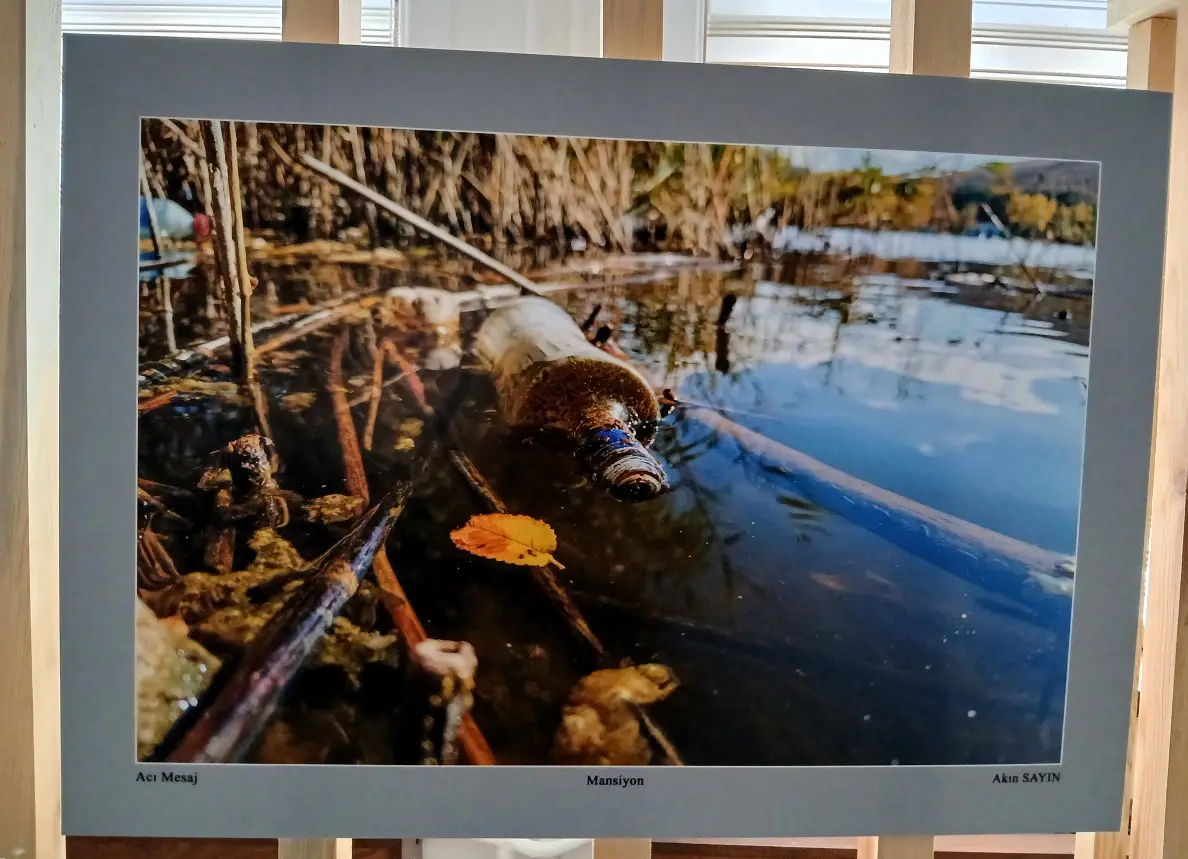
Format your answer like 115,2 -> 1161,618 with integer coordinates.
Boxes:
555,240 -> 1087,766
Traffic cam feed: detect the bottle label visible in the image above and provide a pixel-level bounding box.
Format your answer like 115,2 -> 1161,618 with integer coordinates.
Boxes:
475,296 -> 606,380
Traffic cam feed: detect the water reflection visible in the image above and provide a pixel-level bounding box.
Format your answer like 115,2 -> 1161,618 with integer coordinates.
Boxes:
139,230 -> 1083,766
529,239 -> 1084,765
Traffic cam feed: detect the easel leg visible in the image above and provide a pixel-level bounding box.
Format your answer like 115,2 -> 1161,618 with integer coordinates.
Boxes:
857,836 -> 935,859
1,0 -> 63,858
593,840 -> 651,859
279,840 -> 353,859
1124,3 -> 1188,857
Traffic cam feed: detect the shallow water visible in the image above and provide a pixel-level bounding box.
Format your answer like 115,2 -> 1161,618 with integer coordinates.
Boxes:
510,243 -> 1084,765
773,226 -> 1096,278
139,230 -> 1085,766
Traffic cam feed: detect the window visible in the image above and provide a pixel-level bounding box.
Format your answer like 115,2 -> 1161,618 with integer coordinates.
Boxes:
706,0 -> 1127,87
62,0 -> 398,46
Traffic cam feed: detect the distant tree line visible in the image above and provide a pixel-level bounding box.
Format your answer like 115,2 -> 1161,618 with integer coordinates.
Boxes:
140,121 -> 1098,256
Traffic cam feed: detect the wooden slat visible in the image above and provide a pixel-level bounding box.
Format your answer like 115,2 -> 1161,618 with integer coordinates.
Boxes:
1,2 -> 64,859
889,0 -> 973,76
281,0 -> 362,44
1073,10 -> 1170,842
1128,1 -> 1188,857
857,838 -> 936,859
603,0 -> 664,60
1109,0 -> 1179,31
595,842 -> 655,859
68,839 -> 279,859
278,840 -> 352,859
1128,15 -> 1178,91
663,838 -> 1073,855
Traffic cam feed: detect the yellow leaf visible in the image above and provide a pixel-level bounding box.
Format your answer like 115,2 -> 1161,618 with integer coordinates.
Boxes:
450,513 -> 563,569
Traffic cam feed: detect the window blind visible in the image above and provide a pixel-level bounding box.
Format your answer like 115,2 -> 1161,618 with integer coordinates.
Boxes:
62,0 -> 398,46
706,0 -> 1127,87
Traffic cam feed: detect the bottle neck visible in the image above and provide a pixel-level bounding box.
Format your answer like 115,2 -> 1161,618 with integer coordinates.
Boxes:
577,426 -> 669,503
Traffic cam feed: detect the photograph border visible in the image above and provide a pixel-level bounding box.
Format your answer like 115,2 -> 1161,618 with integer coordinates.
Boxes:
60,33 -> 1170,838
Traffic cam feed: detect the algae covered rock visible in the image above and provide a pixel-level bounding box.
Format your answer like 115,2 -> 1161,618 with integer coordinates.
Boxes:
135,598 -> 221,759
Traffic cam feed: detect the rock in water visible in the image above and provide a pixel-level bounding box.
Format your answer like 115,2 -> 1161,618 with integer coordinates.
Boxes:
135,598 -> 221,759
551,664 -> 678,766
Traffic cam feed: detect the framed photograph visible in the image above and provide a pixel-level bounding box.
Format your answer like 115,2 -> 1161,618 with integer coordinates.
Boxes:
60,34 -> 1170,837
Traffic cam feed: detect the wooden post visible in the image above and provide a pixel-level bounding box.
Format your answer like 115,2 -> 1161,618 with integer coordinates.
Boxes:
1129,15 -> 1178,90
593,841 -> 652,859
603,0 -> 664,60
857,836 -> 936,859
282,0 -> 363,44
278,840 -> 353,859
0,1 -> 63,859
1125,2 -> 1188,856
273,0 -> 354,841
889,0 -> 973,76
1073,18 -> 1175,859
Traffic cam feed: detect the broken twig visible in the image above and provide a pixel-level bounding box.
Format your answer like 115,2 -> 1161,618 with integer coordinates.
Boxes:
328,328 -> 496,765
300,153 -> 544,297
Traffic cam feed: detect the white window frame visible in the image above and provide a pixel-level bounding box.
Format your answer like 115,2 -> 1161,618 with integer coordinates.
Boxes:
699,0 -> 1127,87
62,0 -> 398,46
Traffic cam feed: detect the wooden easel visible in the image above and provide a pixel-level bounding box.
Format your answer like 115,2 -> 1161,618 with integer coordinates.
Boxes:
4,0 -> 1187,857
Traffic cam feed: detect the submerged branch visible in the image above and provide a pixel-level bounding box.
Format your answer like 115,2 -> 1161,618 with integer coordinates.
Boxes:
162,479 -> 417,763
687,405 -> 1073,605
328,328 -> 496,765
138,391 -> 177,414
137,528 -> 181,591
329,329 -> 372,506
394,364 -> 684,765
362,336 -> 388,451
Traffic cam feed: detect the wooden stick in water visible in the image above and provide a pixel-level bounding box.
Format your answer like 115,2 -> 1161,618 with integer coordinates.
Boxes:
329,330 -> 371,506
328,330 -> 496,765
163,479 -> 418,764
300,153 -> 545,297
978,202 -> 1041,291
224,119 -> 272,441
362,337 -> 387,451
688,405 -> 1073,609
200,120 -> 245,374
386,358 -> 684,765
347,126 -> 380,249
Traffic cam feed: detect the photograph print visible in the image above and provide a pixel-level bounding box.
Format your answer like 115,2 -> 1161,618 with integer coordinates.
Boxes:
134,119 -> 1092,768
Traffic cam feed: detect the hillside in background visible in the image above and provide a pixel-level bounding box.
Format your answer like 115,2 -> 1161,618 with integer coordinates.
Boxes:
955,160 -> 1100,205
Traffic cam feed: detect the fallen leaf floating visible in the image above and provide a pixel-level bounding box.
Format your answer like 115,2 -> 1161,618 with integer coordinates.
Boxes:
450,513 -> 563,569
